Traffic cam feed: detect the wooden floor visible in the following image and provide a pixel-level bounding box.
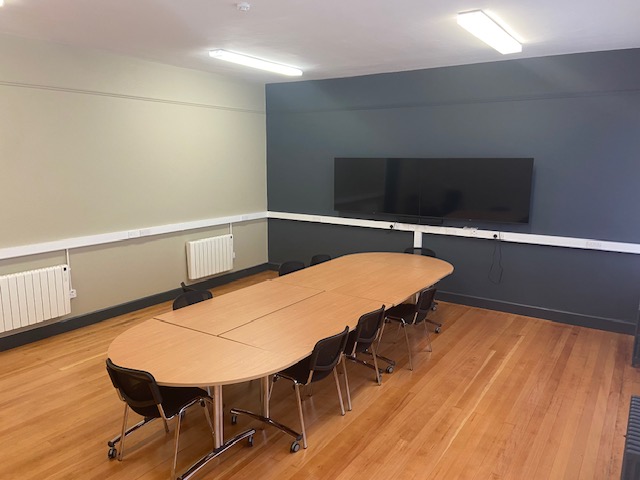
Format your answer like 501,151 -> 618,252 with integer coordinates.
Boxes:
1,270 -> 639,480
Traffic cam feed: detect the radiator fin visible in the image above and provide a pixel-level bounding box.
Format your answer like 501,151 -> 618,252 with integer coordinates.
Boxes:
622,395 -> 640,479
186,235 -> 234,280
0,265 -> 71,333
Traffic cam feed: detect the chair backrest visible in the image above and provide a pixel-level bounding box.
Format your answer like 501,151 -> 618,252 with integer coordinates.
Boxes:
404,247 -> 437,258
348,306 -> 386,355
310,254 -> 331,266
180,281 -> 198,292
308,326 -> 349,378
278,260 -> 305,276
106,358 -> 163,417
414,286 -> 437,324
172,289 -> 213,310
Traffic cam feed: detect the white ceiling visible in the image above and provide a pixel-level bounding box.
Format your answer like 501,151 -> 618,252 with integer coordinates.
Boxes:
1,0 -> 639,84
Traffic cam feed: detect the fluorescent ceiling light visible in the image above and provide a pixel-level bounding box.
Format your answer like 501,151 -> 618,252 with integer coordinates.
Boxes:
457,10 -> 522,55
209,50 -> 302,77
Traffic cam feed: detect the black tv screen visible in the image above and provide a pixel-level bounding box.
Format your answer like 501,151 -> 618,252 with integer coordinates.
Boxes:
334,158 -> 419,217
334,157 -> 533,224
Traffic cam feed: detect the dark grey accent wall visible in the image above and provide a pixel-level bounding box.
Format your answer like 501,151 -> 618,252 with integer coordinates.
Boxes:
268,218 -> 413,264
266,49 -> 640,332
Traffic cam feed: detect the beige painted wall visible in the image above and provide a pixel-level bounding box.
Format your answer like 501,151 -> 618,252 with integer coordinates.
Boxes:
0,35 -> 268,334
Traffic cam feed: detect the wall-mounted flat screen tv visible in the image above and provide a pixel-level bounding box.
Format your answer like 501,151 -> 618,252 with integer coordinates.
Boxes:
334,158 -> 420,217
334,157 -> 534,224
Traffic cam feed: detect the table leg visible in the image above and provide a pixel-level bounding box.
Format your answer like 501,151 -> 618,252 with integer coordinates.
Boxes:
178,384 -> 255,480
213,385 -> 223,449
261,376 -> 270,418
229,376 -> 302,450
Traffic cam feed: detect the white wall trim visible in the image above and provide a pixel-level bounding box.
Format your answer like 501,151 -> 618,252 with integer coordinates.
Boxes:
2,210 -> 639,261
267,211 -> 640,255
0,211 -> 268,261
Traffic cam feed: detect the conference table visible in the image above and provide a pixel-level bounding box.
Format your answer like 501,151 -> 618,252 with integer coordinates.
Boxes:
108,252 -> 454,479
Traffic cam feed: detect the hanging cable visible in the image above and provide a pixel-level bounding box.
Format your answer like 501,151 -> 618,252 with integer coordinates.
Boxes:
488,234 -> 503,284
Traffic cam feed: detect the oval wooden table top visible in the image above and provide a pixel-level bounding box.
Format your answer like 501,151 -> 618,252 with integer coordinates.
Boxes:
108,252 -> 454,387
107,319 -> 295,387
273,251 -> 454,306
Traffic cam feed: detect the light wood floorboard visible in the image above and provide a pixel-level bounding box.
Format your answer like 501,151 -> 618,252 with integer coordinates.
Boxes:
1,271 -> 638,479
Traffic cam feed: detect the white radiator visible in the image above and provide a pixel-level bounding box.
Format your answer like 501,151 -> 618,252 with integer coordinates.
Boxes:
0,265 -> 71,333
186,234 -> 234,280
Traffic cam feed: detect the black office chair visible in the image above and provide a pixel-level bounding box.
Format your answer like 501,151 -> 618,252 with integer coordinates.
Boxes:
310,254 -> 331,266
404,246 -> 442,332
180,281 -> 200,292
278,260 -> 305,276
404,246 -> 436,258
378,287 -> 436,371
271,326 -> 350,451
105,359 -> 215,479
172,289 -> 213,310
343,306 -> 386,407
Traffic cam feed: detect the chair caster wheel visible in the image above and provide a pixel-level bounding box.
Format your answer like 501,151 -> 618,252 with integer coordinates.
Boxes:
290,441 -> 300,453
385,365 -> 394,374
248,435 -> 254,447
434,326 -> 441,333
231,414 -> 238,425
108,447 -> 117,459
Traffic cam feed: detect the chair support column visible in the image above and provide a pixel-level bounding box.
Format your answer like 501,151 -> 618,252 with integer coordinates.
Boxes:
370,344 -> 382,385
402,323 -> 413,370
333,369 -> 346,416
341,356 -> 352,411
294,383 -> 307,449
117,404 -> 129,461
171,409 -> 183,480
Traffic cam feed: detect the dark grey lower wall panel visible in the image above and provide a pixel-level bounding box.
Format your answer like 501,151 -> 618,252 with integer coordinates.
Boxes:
437,291 -> 635,334
268,219 -> 640,333
0,263 -> 271,352
268,218 -> 413,265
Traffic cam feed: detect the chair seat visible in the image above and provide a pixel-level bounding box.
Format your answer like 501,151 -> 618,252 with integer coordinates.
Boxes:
126,385 -> 207,418
157,386 -> 209,417
344,331 -> 357,355
345,330 -> 371,355
279,357 -> 332,384
385,303 -> 417,322
279,357 -> 311,383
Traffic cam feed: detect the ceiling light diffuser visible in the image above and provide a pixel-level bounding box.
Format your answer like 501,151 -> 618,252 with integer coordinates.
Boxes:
209,50 -> 302,77
457,10 -> 522,55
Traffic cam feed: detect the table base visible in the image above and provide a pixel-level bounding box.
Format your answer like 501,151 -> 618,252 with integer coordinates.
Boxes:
177,428 -> 256,480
